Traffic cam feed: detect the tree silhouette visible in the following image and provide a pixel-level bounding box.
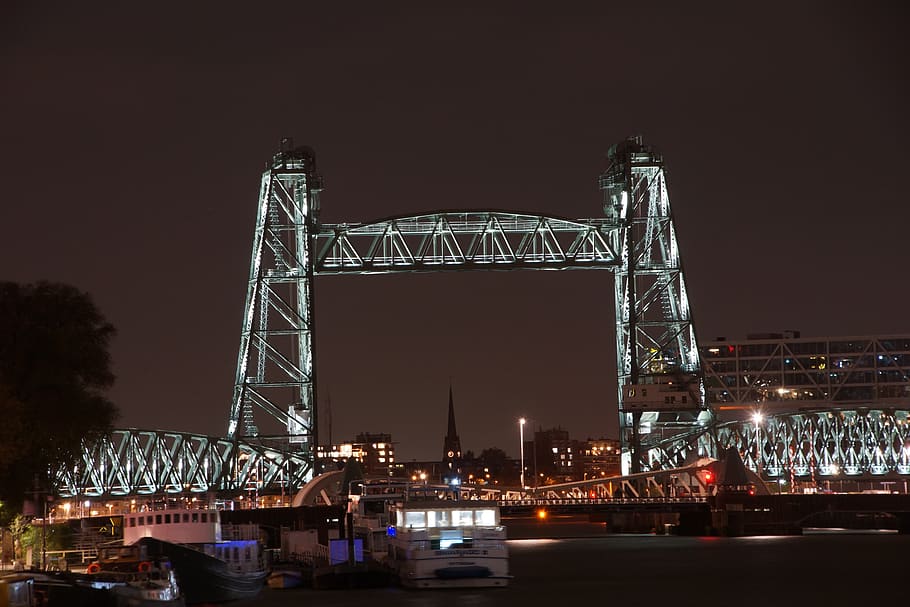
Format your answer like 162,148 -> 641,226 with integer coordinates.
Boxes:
0,282 -> 118,522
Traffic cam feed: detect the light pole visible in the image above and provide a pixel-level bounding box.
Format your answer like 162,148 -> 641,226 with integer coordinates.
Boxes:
752,411 -> 764,479
519,418 -> 526,490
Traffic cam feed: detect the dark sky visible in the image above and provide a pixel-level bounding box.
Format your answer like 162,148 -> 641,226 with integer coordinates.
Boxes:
2,2 -> 907,462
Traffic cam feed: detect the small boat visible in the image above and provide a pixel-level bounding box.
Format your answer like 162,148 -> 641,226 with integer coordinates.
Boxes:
266,565 -> 308,589
799,510 -> 901,535
386,500 -> 510,588
802,527 -> 900,535
122,509 -> 267,604
86,543 -> 185,606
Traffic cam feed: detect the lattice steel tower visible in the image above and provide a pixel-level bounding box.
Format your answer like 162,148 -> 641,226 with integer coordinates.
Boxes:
227,135 -> 715,482
600,137 -> 713,474
229,140 -> 321,465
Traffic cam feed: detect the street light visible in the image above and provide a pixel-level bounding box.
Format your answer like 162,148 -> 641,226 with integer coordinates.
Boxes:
519,418 -> 526,490
752,411 -> 764,478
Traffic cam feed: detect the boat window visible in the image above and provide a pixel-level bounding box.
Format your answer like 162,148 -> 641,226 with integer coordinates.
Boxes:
155,514 -> 162,525
138,516 -> 144,526
453,510 -> 474,526
201,513 -> 207,523
183,513 -> 190,523
426,510 -> 437,528
165,514 -> 171,524
403,510 -> 426,528
192,513 -> 199,523
435,509 -> 452,528
129,517 -> 136,528
475,509 -> 496,526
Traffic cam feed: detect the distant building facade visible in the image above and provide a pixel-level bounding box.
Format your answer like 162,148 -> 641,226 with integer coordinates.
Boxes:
528,427 -> 576,484
579,438 -> 621,479
317,432 -> 395,476
700,333 -> 910,420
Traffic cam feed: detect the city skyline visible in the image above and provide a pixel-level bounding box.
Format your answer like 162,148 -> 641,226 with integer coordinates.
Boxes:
1,3 -> 906,461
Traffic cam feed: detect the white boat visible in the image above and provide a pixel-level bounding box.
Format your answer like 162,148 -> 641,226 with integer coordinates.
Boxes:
386,500 -> 510,588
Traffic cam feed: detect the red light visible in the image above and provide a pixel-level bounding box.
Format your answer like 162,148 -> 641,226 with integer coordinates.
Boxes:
704,471 -> 714,483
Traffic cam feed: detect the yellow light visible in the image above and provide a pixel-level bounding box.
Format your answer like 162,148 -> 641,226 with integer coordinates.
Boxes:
536,509 -> 548,520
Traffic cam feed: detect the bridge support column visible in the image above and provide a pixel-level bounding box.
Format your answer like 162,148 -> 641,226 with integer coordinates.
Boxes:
600,136 -> 713,474
228,141 -> 322,481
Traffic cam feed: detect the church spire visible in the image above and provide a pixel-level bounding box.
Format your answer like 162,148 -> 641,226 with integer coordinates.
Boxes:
446,384 -> 458,442
442,383 -> 462,483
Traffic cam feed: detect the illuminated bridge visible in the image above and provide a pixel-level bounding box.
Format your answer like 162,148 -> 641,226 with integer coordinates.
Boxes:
56,138 -> 910,498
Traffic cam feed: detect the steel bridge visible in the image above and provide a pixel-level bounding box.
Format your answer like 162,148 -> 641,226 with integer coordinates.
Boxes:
56,137 -> 910,498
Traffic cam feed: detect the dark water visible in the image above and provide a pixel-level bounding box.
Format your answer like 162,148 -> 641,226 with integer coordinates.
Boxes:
235,534 -> 909,607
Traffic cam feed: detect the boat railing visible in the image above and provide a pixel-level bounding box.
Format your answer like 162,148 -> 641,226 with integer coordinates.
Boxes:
288,550 -> 319,567
36,549 -> 99,569
312,544 -> 330,566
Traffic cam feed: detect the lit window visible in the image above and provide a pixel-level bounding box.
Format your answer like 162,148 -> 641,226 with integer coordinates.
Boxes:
403,511 -> 427,528
454,510 -> 474,526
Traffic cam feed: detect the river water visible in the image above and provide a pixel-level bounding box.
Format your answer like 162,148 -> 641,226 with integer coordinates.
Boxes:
234,533 -> 909,606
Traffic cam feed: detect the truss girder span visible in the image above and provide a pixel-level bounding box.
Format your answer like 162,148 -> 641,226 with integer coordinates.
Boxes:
57,430 -> 309,498
315,212 -> 621,273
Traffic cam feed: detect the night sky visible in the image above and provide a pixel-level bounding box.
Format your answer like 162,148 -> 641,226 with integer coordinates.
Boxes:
2,2 -> 907,462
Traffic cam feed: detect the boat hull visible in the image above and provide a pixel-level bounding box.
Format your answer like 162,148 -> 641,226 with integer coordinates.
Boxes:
267,569 -> 307,589
136,538 -> 266,604
395,548 -> 510,588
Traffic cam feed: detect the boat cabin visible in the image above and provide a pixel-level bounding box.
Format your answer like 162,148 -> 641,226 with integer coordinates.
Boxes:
123,509 -> 222,545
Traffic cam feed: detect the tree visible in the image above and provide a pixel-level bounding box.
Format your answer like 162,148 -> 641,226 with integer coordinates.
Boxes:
0,282 -> 118,521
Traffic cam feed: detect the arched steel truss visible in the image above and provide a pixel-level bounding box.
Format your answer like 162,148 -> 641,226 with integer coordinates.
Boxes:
714,408 -> 910,477
66,137 -> 909,499
56,430 -> 308,498
59,408 -> 910,497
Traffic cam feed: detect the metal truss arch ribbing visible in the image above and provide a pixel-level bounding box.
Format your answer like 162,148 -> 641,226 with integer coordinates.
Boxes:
714,409 -> 910,478
56,429 -> 311,498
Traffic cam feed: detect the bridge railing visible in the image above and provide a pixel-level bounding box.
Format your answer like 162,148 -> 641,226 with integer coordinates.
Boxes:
498,496 -> 708,507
